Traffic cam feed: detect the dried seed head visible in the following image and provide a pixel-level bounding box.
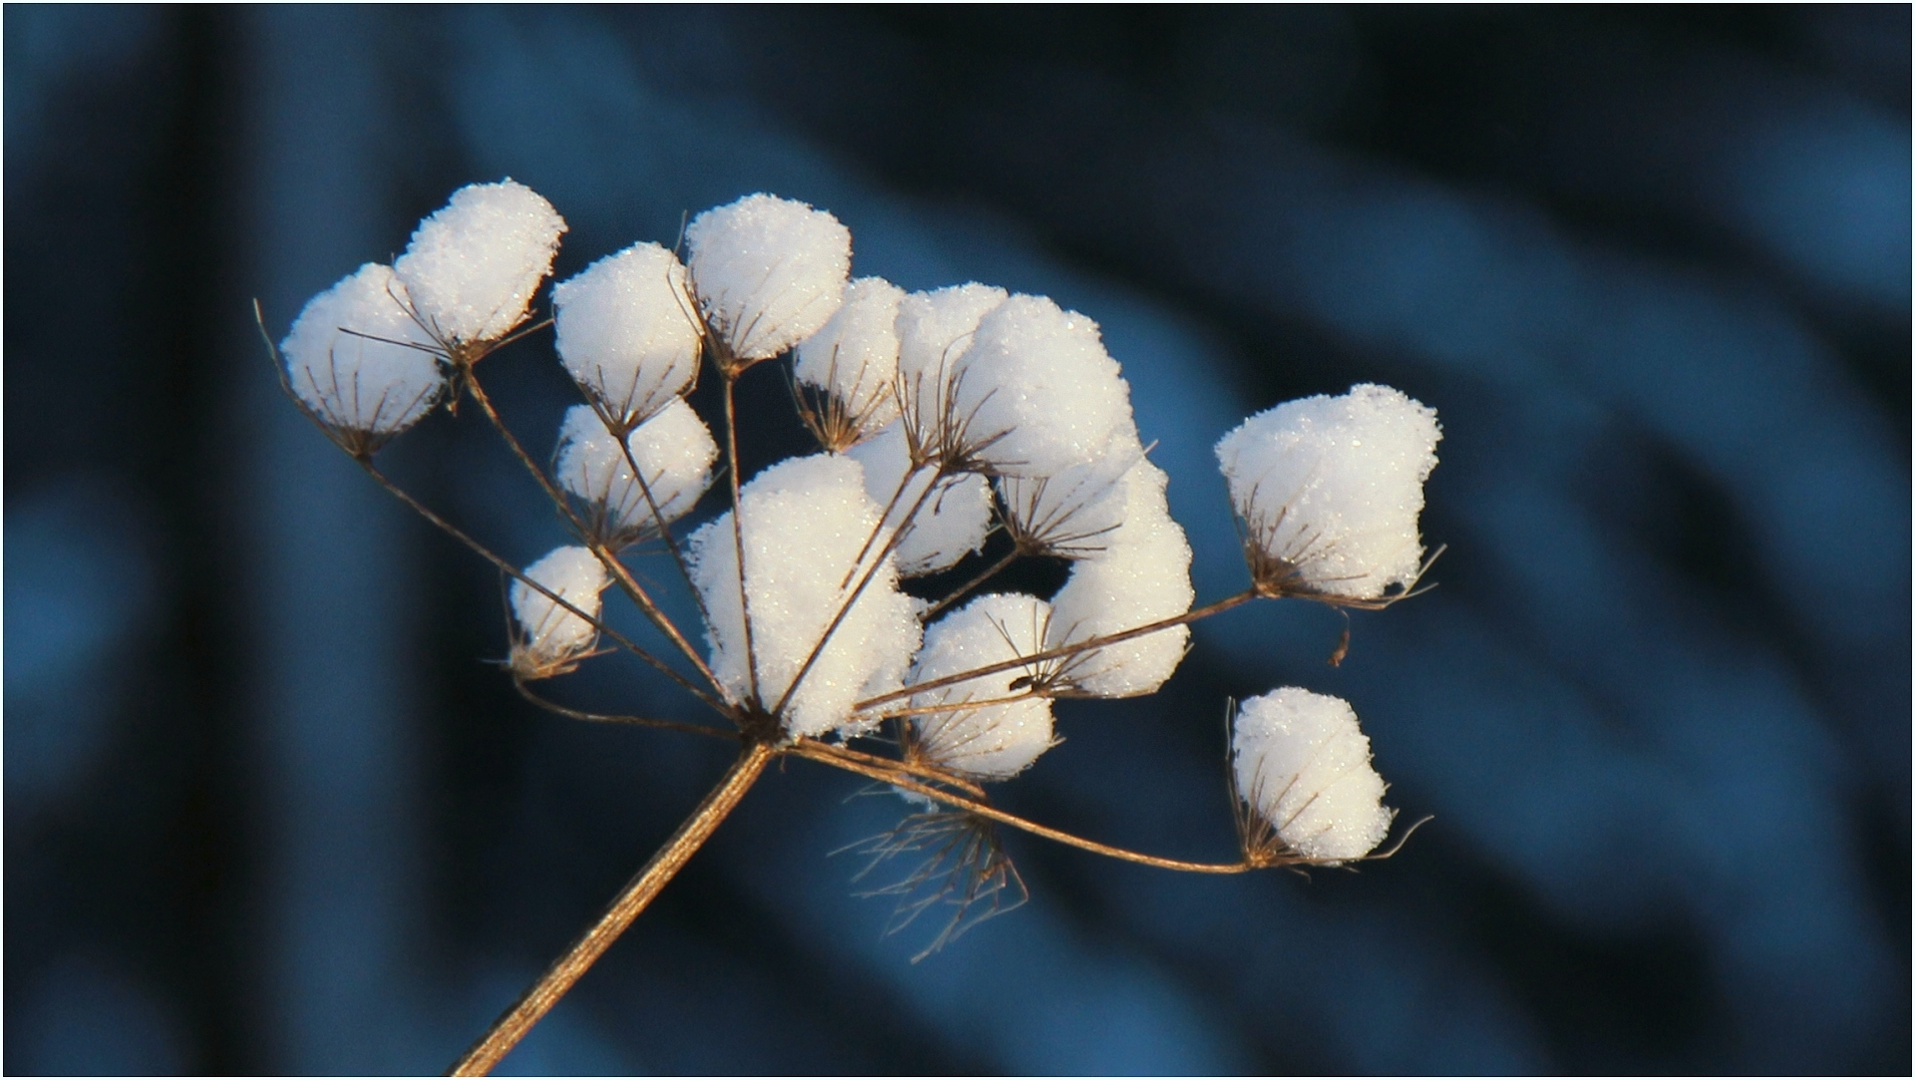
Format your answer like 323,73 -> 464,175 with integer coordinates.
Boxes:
686,193 -> 850,364
1231,688 -> 1395,864
1216,384 -> 1440,601
509,545 -> 611,679
394,179 -> 567,351
553,241 -> 701,430
794,276 -> 905,448
281,263 -> 446,454
906,593 -> 1058,780
554,401 -> 717,548
893,283 -> 1008,466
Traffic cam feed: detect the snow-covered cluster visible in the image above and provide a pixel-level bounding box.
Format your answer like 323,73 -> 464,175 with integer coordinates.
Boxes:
283,182 -> 1439,881
280,263 -> 445,448
395,179 -> 567,350
510,545 -> 611,678
687,454 -> 921,740
555,400 -> 717,546
1231,688 -> 1395,863
686,193 -> 852,363
1215,383 -> 1441,600
906,593 -> 1059,780
553,242 -> 702,429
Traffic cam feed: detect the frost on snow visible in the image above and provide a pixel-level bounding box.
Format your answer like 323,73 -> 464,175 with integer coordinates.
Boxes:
511,545 -> 611,677
1231,688 -> 1394,863
794,276 -> 905,447
908,593 -> 1058,781
844,423 -> 992,577
688,454 -> 920,739
394,179 -> 567,349
553,242 -> 702,429
281,262 -> 445,444
1215,383 -> 1440,600
555,400 -> 718,546
686,193 -> 850,363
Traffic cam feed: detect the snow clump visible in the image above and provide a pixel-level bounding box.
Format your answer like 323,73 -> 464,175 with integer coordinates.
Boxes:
394,179 -> 566,349
686,193 -> 850,362
553,242 -> 701,429
844,423 -> 992,577
555,400 -> 718,546
1231,688 -> 1394,863
1044,459 -> 1194,697
907,593 -> 1058,781
950,294 -> 1134,477
1214,383 -> 1440,600
510,545 -> 611,678
794,276 -> 905,446
688,454 -> 921,739
281,262 -> 445,445
997,428 -> 1146,558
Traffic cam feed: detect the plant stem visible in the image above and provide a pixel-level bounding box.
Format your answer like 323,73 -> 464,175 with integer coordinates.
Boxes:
919,544 -> 1021,621
796,746 -> 1250,875
448,740 -> 775,1076
856,590 -> 1260,711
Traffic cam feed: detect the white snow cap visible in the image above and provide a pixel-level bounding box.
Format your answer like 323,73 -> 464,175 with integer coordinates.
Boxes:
1232,688 -> 1394,863
950,294 -> 1134,476
1044,459 -> 1193,697
555,400 -> 717,545
686,193 -> 851,362
893,283 -> 1007,460
1215,383 -> 1440,599
688,453 -> 921,739
394,179 -> 567,348
281,263 -> 445,442
997,427 -> 1146,558
553,242 -> 701,428
845,423 -> 992,577
510,545 -> 611,676
907,593 -> 1058,781
794,276 -> 905,444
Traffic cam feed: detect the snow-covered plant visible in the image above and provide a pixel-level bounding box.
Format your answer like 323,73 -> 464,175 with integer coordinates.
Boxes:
264,183 -> 1444,1076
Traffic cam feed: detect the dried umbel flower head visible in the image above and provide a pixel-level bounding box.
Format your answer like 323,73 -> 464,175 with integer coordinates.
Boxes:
1231,688 -> 1395,864
793,275 -> 906,449
553,241 -> 702,430
510,545 -> 611,679
685,192 -> 851,365
554,400 -> 717,548
1215,383 -> 1441,602
394,179 -> 568,352
280,263 -> 445,455
906,593 -> 1059,780
269,179 -> 1444,1075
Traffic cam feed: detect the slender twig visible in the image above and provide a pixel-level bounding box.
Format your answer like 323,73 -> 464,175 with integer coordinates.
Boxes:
589,397 -> 714,632
791,738 -> 988,800
796,747 -> 1251,874
455,361 -> 725,696
449,740 -> 776,1076
721,372 -> 762,706
857,590 -> 1260,712
920,544 -> 1022,621
857,691 -> 1040,722
512,679 -> 740,742
359,462 -> 730,716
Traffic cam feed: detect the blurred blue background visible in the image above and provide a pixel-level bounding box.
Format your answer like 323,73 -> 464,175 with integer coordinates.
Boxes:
5,6 -> 1907,1074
